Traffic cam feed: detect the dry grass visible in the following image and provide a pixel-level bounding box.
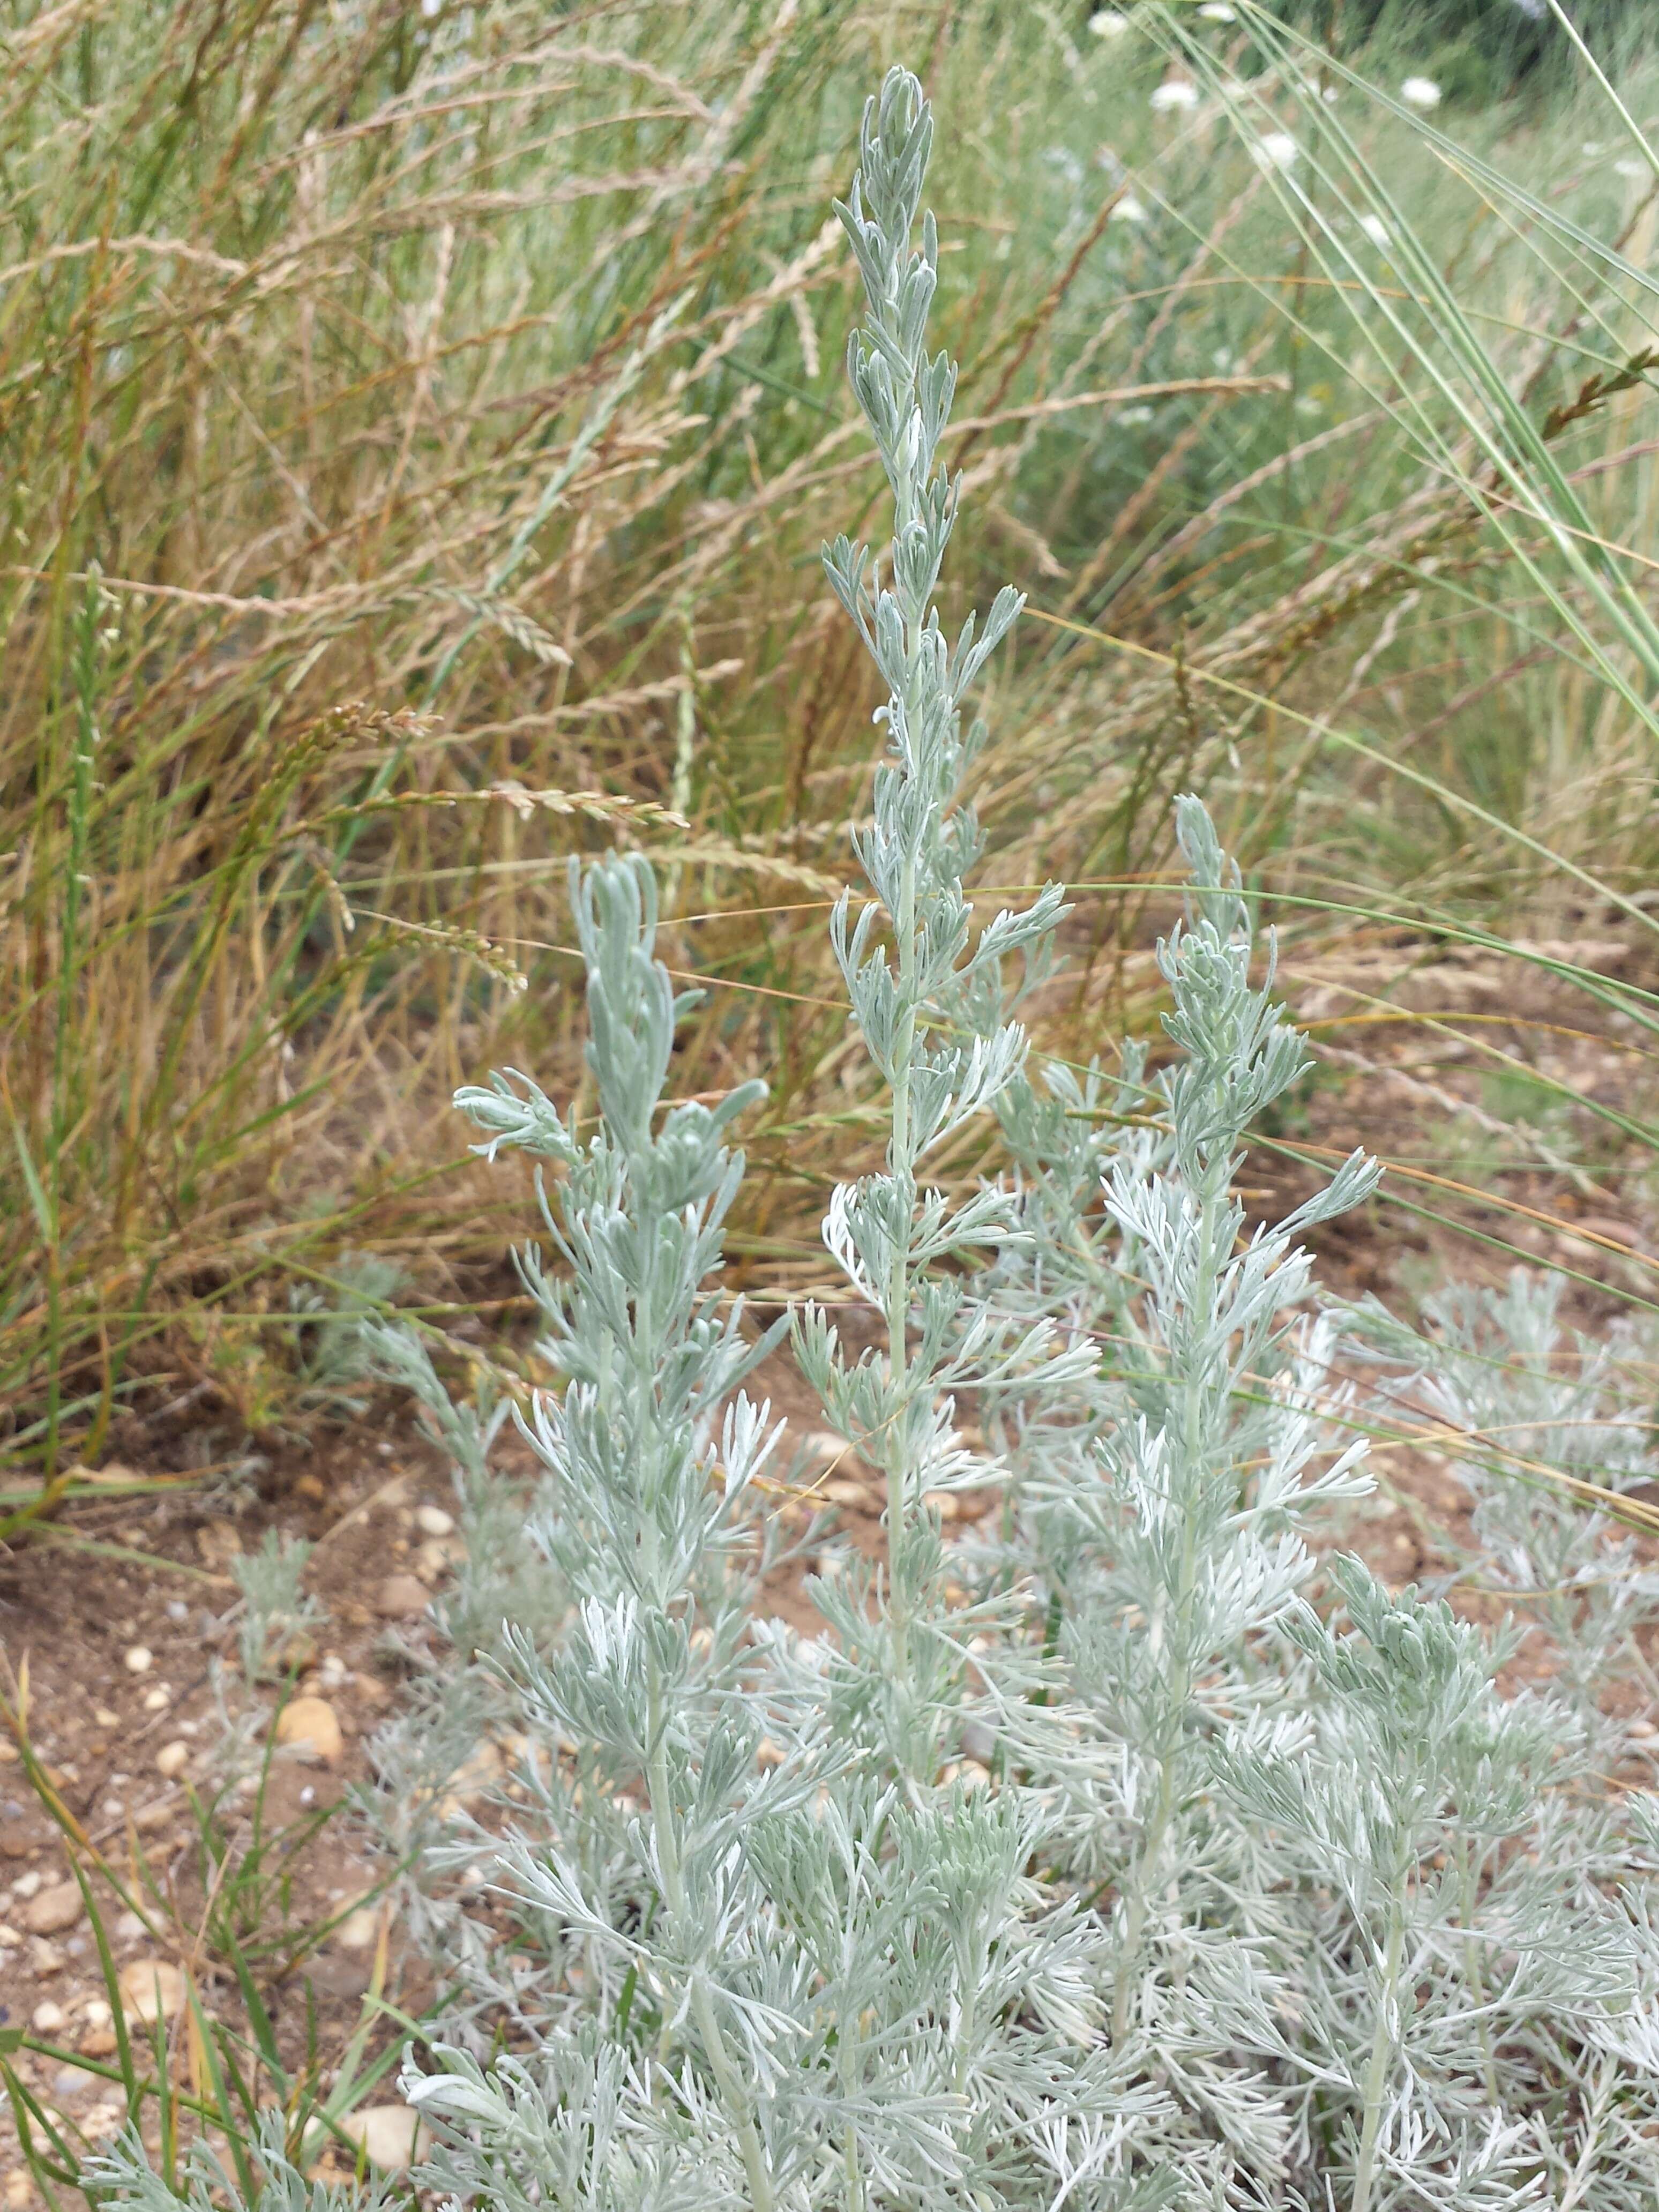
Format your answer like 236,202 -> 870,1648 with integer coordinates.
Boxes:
2,0 -> 1657,1484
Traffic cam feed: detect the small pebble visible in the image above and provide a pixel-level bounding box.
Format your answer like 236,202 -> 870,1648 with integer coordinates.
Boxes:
123,1646 -> 153,1676
117,1959 -> 185,2023
142,1686 -> 171,1712
24,1880 -> 84,1936
166,1600 -> 189,1624
113,1911 -> 148,1943
335,1905 -> 381,1952
373,1573 -> 431,1620
155,1742 -> 190,1780
339,2104 -> 429,2172
274,1697 -> 343,1765
415,1504 -> 455,1537
32,2000 -> 65,2034
5,2173 -> 32,2209
14,1869 -> 43,1898
94,1707 -> 120,1728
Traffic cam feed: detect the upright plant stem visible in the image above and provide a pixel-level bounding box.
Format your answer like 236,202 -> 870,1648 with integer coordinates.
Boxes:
1350,1886 -> 1407,2212
1111,1154 -> 1223,2044
885,845 -> 920,1675
645,1659 -> 775,2212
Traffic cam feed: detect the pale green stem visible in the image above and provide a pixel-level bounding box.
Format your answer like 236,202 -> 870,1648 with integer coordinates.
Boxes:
1454,1834 -> 1499,2110
840,2009 -> 864,2212
953,1958 -> 978,2098
1351,1886 -> 1407,2212
884,839 -> 920,1684
1112,1156 -> 1224,2044
1111,1543 -> 1191,2046
645,1661 -> 775,2212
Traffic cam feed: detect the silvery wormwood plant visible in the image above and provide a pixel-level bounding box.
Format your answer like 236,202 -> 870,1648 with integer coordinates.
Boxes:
967,705 -> 1659,2196
87,62 -> 1659,2212
387,71 -> 1132,2210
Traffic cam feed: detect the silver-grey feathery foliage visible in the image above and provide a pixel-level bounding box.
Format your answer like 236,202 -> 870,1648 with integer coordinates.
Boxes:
230,1528 -> 325,1687
93,63 -> 1659,2212
84,2117 -> 403,2212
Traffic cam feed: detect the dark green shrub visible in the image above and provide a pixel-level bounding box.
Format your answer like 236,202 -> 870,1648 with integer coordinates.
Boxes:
1268,0 -> 1641,92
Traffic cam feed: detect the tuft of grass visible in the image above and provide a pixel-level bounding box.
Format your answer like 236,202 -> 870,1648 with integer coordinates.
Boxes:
0,1665 -> 426,2205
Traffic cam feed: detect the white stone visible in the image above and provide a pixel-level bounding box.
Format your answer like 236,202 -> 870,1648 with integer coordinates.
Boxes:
335,1905 -> 381,1952
339,2105 -> 429,2172
117,1959 -> 185,2023
24,1880 -> 84,1936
